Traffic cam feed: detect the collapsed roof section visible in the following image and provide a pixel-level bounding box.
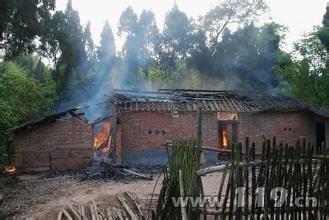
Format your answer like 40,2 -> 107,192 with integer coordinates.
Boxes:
112,89 -> 329,118
1,108 -> 87,135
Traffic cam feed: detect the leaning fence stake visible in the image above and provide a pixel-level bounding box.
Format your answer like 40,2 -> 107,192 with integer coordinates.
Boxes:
179,170 -> 188,220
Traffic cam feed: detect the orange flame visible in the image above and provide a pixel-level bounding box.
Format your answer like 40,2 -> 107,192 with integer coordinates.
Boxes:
94,122 -> 111,153
221,128 -> 228,148
3,166 -> 16,175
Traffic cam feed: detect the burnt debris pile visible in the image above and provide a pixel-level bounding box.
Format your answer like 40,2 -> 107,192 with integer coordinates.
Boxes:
78,161 -> 160,182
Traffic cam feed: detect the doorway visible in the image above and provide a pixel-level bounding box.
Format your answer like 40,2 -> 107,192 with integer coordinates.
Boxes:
316,122 -> 326,147
217,112 -> 238,149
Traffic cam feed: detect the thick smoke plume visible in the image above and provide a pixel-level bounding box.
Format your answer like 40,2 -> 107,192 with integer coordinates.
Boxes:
54,12 -> 284,122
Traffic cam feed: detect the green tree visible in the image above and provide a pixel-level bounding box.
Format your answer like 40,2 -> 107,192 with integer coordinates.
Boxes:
202,0 -> 267,57
118,7 -> 159,84
118,6 -> 139,75
163,4 -> 190,53
61,0 -> 87,73
84,21 -> 96,61
317,27 -> 329,52
278,30 -> 329,106
323,3 -> 329,27
39,11 -> 65,69
97,21 -> 116,63
13,55 -> 52,82
186,27 -> 211,75
118,6 -> 138,37
318,4 -> 329,53
39,0 -> 88,91
156,5 -> 210,78
147,60 -> 202,89
136,10 -> 159,76
0,0 -> 55,58
208,23 -> 285,92
0,61 -> 55,130
278,3 -> 329,106
158,4 -> 192,70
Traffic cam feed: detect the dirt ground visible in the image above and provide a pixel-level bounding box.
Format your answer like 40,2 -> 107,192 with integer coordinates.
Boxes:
0,172 -> 222,219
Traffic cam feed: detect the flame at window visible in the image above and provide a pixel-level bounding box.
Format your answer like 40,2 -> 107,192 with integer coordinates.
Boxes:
221,128 -> 229,148
3,166 -> 16,175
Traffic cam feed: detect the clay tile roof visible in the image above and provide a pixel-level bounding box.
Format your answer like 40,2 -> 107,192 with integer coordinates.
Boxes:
112,89 -> 329,118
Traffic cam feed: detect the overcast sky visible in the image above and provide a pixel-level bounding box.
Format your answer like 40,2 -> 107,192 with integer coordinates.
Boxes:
56,0 -> 328,51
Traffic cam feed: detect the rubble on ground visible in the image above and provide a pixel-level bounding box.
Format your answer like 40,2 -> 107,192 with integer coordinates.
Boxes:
0,162 -> 162,219
44,161 -> 163,181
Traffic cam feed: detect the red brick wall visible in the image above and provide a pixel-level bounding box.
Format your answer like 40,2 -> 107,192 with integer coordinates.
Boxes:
120,111 -> 195,154
119,110 -> 319,155
120,111 -> 218,154
14,117 -> 92,172
201,113 -> 218,147
238,112 -> 314,152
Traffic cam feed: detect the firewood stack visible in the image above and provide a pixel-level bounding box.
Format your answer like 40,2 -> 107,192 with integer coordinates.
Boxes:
57,192 -> 145,220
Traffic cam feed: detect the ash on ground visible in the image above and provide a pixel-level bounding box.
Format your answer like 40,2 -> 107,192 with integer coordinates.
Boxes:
44,161 -> 165,182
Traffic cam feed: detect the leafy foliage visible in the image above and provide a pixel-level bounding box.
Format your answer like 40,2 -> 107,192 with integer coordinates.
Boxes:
0,0 -> 55,58
323,4 -> 329,27
39,0 -> 90,92
118,7 -> 159,78
147,61 -> 202,89
278,29 -> 329,106
202,0 -> 268,56
98,21 -> 116,64
0,61 -> 55,130
162,4 -> 191,58
84,22 -> 96,61
276,6 -> 329,107
0,0 -> 328,135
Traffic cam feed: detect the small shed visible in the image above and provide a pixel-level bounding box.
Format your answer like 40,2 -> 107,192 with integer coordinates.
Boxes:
4,109 -> 93,173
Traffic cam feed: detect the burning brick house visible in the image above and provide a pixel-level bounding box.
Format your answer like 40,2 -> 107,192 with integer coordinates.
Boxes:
5,109 -> 93,173
5,89 -> 329,171
110,89 -> 329,164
